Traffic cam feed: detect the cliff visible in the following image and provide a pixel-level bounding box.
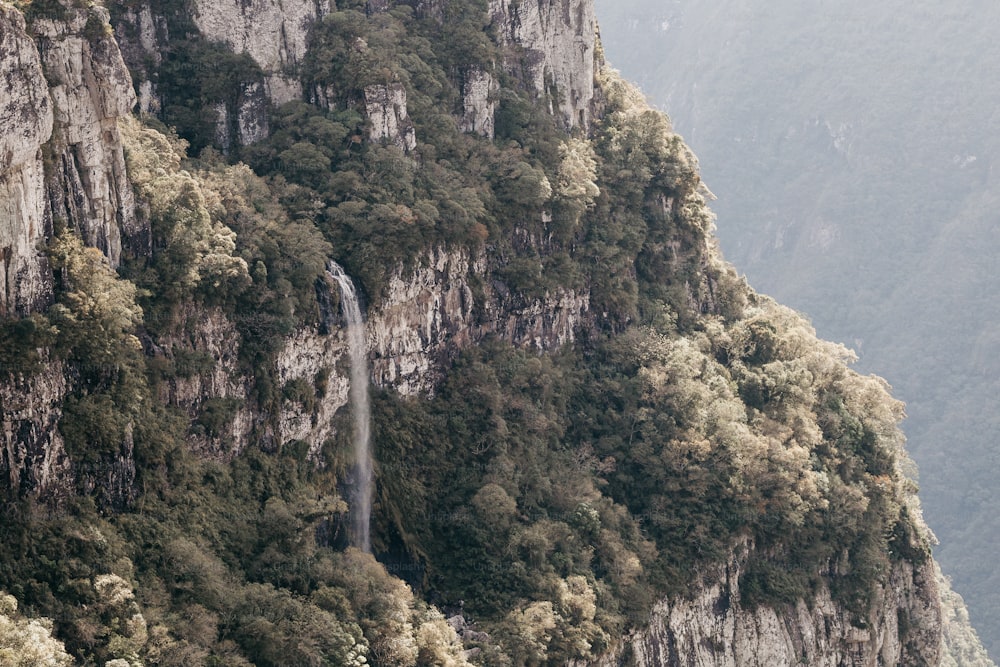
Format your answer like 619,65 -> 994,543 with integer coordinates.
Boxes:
0,0 -> 969,664
586,543 -> 942,667
489,0 -> 598,129
0,0 -> 140,317
1,0 -> 141,504
190,0 -> 329,105
0,2 -> 53,316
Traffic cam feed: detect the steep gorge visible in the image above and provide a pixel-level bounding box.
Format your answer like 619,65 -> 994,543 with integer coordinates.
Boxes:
0,0 -> 960,664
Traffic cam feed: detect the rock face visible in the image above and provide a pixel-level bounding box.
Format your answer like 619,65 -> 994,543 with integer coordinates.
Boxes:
1,1 -> 141,314
364,83 -> 418,152
111,3 -> 166,115
153,247 -> 588,461
584,542 -> 942,667
115,0 -> 593,151
0,1 -> 952,661
489,0 -> 598,129
33,4 -> 141,264
273,327 -> 351,460
0,0 -> 142,506
0,360 -> 71,502
211,83 -> 270,155
151,305 -> 255,460
0,5 -> 52,175
369,248 -> 590,394
460,67 -> 498,138
0,4 -> 54,317
237,81 -> 270,145
191,0 -> 331,105
148,303 -> 350,463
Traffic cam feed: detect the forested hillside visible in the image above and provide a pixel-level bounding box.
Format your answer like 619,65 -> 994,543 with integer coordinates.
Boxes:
596,0 -> 1000,659
0,0 -> 954,663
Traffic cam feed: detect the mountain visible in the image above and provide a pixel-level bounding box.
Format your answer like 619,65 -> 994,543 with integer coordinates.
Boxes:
0,0 -> 958,663
594,0 -> 1000,659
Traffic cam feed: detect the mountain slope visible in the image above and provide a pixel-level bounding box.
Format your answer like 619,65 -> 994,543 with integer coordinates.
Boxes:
595,0 -> 1000,659
0,0 -> 945,663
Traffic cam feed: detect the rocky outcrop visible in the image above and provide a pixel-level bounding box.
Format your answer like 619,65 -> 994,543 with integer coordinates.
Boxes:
149,302 -> 351,464
460,67 -> 498,138
0,0 -> 143,509
273,326 -> 350,460
0,5 -> 52,176
364,83 -> 418,152
111,2 -> 166,115
489,0 -> 598,130
237,81 -> 270,145
0,360 -> 71,502
32,3 -> 141,264
153,306 -> 256,460
192,0 -> 331,105
1,1 -> 140,316
156,246 -> 588,460
212,83 -> 270,155
117,0 -> 594,151
585,542 -> 942,667
0,3 -> 54,317
369,247 -> 590,394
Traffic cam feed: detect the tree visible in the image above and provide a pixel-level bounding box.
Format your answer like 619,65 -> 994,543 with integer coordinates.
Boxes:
0,593 -> 73,667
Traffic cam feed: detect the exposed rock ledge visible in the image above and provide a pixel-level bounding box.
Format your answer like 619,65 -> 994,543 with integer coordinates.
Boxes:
142,248 -> 588,462
369,247 -> 590,395
33,3 -> 140,264
582,541 -> 942,667
192,0 -> 331,105
0,359 -> 71,502
489,0 -> 598,130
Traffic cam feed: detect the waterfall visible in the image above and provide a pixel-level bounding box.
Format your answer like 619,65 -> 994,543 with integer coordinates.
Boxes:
326,261 -> 373,554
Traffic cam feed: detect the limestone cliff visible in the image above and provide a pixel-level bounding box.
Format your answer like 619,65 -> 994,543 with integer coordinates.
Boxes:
364,83 -> 417,152
490,0 -> 598,129
0,0 -> 143,507
0,358 -> 71,502
191,0 -> 330,105
0,3 -> 52,317
460,66 -> 498,138
114,0 -> 598,152
32,3 -> 140,263
369,247 -> 589,394
584,542 -> 942,667
0,0 -> 140,318
151,245 -> 588,462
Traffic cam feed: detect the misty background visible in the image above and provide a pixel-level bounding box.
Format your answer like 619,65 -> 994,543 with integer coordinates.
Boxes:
595,0 -> 1000,658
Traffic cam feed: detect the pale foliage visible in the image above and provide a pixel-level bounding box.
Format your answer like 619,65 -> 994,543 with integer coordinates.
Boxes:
0,593 -> 73,667
92,573 -> 148,665
414,608 -> 471,667
626,294 -> 919,535
121,117 -> 250,293
596,65 -> 702,210
501,577 -> 609,664
95,573 -> 135,607
555,139 -> 600,205
937,563 -> 996,667
48,233 -> 143,367
595,66 -> 652,119
333,549 -> 471,667
505,601 -> 558,664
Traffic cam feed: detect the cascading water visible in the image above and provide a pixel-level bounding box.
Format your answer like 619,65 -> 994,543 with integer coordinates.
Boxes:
326,260 -> 373,553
